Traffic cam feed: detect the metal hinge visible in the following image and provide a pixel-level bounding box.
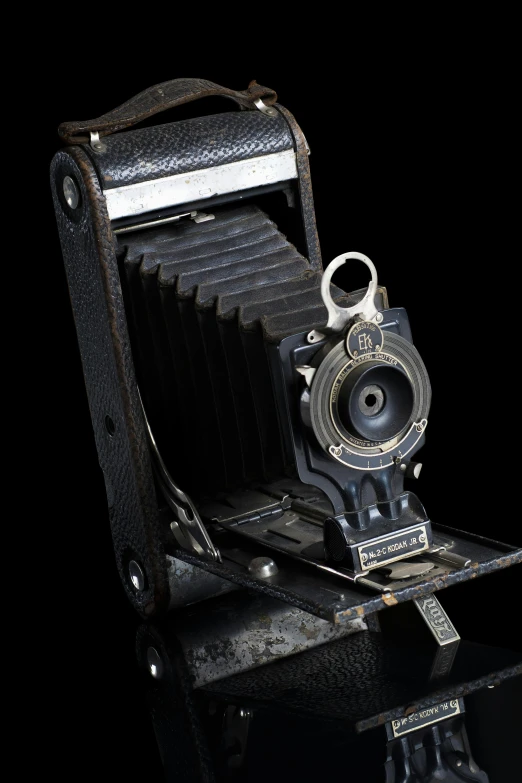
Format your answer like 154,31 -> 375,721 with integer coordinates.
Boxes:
227,504 -> 285,527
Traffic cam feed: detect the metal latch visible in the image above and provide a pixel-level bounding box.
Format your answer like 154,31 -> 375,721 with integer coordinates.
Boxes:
138,389 -> 221,563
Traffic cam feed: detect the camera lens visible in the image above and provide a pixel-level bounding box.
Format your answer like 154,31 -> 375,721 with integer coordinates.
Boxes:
337,361 -> 414,442
309,331 -> 430,467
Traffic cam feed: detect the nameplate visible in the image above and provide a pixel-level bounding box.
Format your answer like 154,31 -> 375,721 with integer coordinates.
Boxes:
358,525 -> 429,571
390,699 -> 462,738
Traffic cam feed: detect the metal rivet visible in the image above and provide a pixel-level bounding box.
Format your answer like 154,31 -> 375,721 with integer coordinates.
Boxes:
248,556 -> 278,579
90,131 -> 106,153
63,175 -> 79,209
375,312 -> 383,323
456,759 -> 462,767
147,647 -> 164,679
307,330 -> 325,344
129,560 -> 146,591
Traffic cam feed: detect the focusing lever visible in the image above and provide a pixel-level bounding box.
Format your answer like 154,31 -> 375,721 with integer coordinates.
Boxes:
321,251 -> 380,332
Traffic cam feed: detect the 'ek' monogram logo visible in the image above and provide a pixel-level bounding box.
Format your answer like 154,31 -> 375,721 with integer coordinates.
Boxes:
359,333 -> 373,350
421,598 -> 452,638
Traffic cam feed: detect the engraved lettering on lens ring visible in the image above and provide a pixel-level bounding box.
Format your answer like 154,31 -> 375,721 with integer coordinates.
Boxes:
328,420 -> 427,470
346,320 -> 384,359
309,331 -> 431,470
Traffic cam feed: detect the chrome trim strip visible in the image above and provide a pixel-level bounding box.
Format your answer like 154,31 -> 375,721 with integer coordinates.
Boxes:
104,149 -> 297,220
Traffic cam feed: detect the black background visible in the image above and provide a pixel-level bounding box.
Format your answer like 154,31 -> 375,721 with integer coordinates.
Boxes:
38,51 -> 520,781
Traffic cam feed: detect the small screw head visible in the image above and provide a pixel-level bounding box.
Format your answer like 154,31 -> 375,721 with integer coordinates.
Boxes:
147,647 -> 164,679
63,175 -> 79,209
353,350 -> 358,356
248,556 -> 278,579
93,142 -> 104,151
376,313 -> 383,323
266,107 -> 277,116
129,560 -> 146,591
455,759 -> 462,767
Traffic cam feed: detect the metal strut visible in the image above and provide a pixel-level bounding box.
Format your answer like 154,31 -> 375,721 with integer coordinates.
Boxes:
138,390 -> 221,562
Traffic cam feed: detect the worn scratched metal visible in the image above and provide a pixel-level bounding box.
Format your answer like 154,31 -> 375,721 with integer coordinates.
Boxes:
172,592 -> 366,688
173,527 -> 521,624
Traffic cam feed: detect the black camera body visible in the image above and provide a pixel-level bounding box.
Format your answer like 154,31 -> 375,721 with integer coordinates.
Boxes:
51,77 -> 519,619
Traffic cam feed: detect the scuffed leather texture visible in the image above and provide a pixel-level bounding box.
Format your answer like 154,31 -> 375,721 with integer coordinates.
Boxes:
58,77 -> 277,143
83,110 -> 294,190
51,81 -> 323,615
50,147 -> 169,617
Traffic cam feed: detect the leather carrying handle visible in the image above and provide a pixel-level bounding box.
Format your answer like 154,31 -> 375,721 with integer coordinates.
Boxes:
58,78 -> 278,144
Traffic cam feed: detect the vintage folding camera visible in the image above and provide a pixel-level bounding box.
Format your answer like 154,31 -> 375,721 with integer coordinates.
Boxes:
51,78 -> 520,631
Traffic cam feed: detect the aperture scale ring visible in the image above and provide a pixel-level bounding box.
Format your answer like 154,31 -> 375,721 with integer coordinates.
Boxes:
309,331 -> 431,470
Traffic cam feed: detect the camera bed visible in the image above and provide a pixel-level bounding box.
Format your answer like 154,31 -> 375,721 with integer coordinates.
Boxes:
172,518 -> 520,624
